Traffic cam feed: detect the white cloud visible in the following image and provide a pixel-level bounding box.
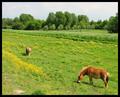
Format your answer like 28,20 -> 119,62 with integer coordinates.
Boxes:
2,2 -> 118,21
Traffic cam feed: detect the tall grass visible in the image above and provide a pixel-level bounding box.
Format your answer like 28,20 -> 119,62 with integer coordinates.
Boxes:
3,29 -> 118,43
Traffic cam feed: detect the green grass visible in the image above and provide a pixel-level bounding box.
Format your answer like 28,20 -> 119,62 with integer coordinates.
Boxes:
3,29 -> 117,44
2,29 -> 118,95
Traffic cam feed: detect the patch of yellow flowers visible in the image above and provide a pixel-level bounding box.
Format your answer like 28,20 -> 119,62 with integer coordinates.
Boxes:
3,50 -> 48,78
2,41 -> 15,47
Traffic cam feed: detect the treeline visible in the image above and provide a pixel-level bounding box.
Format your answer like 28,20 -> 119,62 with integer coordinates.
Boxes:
2,11 -> 118,33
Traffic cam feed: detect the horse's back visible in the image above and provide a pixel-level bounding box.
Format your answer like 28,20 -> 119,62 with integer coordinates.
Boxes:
87,67 -> 108,79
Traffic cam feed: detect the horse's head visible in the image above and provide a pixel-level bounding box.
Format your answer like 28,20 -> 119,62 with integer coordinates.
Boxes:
77,74 -> 83,83
77,66 -> 88,83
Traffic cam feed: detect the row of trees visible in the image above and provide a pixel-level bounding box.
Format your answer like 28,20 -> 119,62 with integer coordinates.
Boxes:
2,14 -> 44,30
2,11 -> 118,33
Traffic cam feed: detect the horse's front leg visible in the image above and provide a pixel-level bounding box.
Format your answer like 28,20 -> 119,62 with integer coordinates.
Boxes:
89,76 -> 93,85
104,81 -> 108,88
103,77 -> 108,88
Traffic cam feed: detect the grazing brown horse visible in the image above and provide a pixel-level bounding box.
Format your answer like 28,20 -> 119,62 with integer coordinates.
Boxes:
26,47 -> 32,56
77,66 -> 110,88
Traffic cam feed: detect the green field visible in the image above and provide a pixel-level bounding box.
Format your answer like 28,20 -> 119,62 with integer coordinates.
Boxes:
2,29 -> 118,95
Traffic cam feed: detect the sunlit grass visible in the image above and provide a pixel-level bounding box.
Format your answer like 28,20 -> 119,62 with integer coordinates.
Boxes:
2,29 -> 118,95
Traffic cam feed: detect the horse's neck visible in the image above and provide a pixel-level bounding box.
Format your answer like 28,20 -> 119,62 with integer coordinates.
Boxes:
80,70 -> 87,76
80,66 -> 89,75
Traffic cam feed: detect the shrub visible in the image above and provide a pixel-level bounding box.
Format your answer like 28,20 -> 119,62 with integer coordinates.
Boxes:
12,22 -> 25,30
49,24 -> 56,30
43,25 -> 49,30
57,24 -> 63,30
25,20 -> 41,30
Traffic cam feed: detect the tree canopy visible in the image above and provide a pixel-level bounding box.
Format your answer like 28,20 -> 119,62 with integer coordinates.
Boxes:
107,13 -> 118,33
2,12 -> 118,33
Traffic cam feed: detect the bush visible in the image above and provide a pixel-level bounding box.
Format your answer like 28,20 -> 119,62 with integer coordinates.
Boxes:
25,20 -> 41,30
65,25 -> 70,30
43,25 -> 48,30
49,24 -> 56,30
72,25 -> 77,30
12,22 -> 25,30
2,25 -> 12,29
57,24 -> 63,30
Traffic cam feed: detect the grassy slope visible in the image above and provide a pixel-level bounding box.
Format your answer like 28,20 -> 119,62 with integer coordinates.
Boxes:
2,29 -> 118,95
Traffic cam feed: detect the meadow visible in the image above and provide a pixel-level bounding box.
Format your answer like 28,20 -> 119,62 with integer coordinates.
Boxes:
2,29 -> 118,95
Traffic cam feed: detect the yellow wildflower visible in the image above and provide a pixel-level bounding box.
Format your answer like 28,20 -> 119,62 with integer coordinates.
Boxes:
3,50 -> 48,78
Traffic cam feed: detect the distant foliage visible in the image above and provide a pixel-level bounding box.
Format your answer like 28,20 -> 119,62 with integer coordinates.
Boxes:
43,25 -> 49,30
19,13 -> 34,25
2,12 -> 118,32
65,12 -> 72,28
57,24 -> 64,30
78,15 -> 89,29
55,11 -> 66,28
2,18 -> 13,29
107,13 -> 118,33
25,20 -> 41,30
65,25 -> 70,30
49,24 -> 56,30
12,22 -> 25,30
46,12 -> 56,26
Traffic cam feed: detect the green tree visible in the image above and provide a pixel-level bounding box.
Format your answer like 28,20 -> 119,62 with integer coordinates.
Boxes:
41,20 -> 47,28
89,20 -> 96,29
12,17 -> 25,30
71,13 -> 78,28
2,18 -> 13,29
78,15 -> 89,29
19,13 -> 34,27
78,15 -> 89,22
12,22 -> 24,30
107,13 -> 118,33
55,11 -> 66,28
95,20 -> 103,29
46,12 -> 56,26
13,17 -> 20,23
64,11 -> 72,28
102,20 -> 108,29
79,21 -> 86,29
25,20 -> 41,30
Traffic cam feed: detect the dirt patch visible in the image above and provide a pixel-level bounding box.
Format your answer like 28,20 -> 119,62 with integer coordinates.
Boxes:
12,89 -> 25,95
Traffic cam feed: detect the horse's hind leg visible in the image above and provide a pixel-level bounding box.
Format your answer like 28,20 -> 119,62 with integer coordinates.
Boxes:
89,76 -> 93,85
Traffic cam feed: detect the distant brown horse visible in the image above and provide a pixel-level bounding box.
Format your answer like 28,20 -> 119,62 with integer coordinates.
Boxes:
77,66 -> 110,88
26,47 -> 32,56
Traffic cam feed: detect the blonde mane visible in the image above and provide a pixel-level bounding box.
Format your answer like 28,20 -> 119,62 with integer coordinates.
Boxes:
80,66 -> 90,74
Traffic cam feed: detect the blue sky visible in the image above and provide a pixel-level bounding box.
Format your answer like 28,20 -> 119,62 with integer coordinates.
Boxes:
2,2 -> 118,21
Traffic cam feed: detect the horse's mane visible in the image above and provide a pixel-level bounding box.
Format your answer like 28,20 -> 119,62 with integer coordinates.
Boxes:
80,65 -> 90,74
